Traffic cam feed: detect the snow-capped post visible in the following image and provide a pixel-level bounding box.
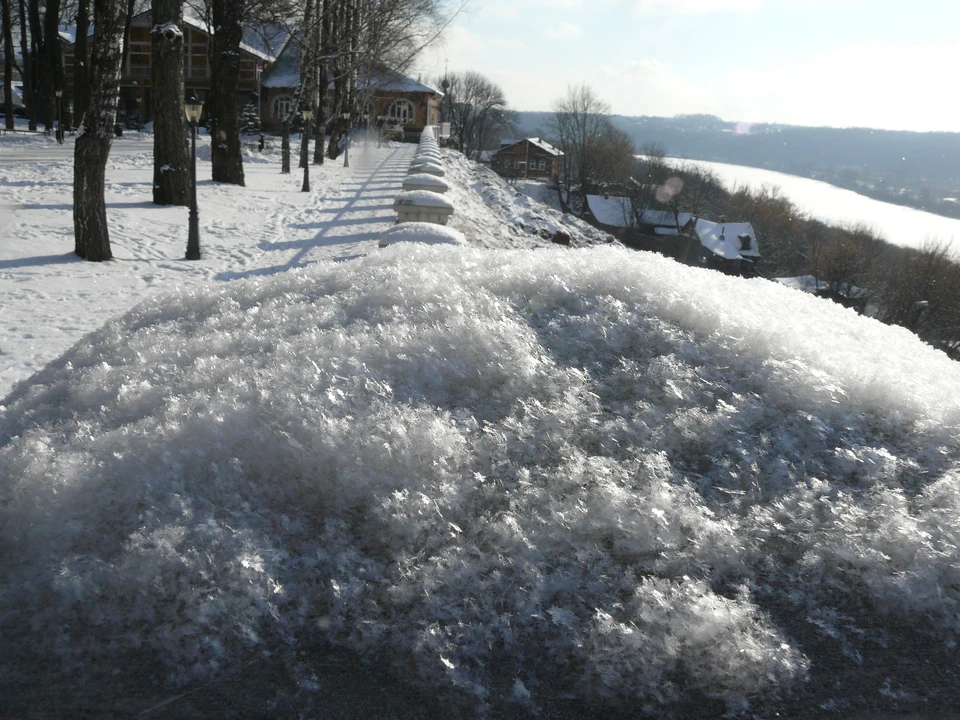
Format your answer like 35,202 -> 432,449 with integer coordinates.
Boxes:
151,0 -> 189,207
393,190 -> 455,225
72,0 -> 128,262
184,92 -> 203,260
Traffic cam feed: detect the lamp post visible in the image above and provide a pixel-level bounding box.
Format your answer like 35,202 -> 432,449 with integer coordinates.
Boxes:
342,112 -> 350,167
184,92 -> 203,260
131,80 -> 140,131
55,89 -> 63,144
301,104 -> 313,192
377,114 -> 383,148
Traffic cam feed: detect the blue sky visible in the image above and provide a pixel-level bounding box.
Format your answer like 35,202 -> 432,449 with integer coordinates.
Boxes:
419,0 -> 958,132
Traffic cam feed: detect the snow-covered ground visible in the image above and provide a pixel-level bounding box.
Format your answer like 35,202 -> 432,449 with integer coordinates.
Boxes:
668,156 -> 960,251
0,131 -> 609,398
2,130 -> 960,718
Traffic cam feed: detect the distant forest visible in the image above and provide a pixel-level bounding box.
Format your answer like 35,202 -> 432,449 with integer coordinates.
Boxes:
514,112 -> 960,220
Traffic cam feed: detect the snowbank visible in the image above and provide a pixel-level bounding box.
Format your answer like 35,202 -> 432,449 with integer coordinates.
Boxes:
3,244 -> 960,713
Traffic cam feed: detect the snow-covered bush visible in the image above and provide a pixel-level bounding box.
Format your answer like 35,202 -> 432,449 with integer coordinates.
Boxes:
2,245 -> 959,714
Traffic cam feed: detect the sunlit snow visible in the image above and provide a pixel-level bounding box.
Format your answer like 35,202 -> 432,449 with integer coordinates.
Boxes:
2,130 -> 960,714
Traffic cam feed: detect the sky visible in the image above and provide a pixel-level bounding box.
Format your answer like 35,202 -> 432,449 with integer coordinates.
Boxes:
419,0 -> 960,133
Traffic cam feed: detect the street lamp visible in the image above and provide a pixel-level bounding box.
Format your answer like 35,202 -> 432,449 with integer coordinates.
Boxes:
342,112 -> 350,167
184,92 -> 203,260
132,80 -> 140,132
55,89 -> 63,144
377,114 -> 384,148
301,103 -> 313,192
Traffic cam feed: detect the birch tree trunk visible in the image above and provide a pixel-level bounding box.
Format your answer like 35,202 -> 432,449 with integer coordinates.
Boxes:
210,0 -> 244,186
151,0 -> 189,206
1,0 -> 14,131
16,0 -> 35,130
298,0 -> 314,170
313,0 -> 328,164
74,0 -> 90,126
73,0 -> 126,261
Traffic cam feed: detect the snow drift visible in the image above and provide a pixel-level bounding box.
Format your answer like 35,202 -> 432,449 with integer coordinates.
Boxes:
2,245 -> 960,713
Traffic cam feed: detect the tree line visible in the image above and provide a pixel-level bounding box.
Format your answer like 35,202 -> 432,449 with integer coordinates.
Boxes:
1,0 -> 462,259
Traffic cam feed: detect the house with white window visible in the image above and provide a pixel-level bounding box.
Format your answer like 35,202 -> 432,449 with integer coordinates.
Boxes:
259,36 -> 442,137
491,138 -> 563,181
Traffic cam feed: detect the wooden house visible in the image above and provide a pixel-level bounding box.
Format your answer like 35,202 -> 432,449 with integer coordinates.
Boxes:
61,12 -> 285,125
258,37 -> 442,138
491,138 -> 563,181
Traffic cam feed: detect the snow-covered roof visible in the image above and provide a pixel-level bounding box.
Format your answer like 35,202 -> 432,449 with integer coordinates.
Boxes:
693,219 -> 760,260
527,138 -> 562,156
60,13 -> 280,62
180,14 -> 277,62
586,195 -> 633,229
639,209 -> 692,228
496,137 -> 563,158
242,24 -> 291,62
261,36 -> 440,94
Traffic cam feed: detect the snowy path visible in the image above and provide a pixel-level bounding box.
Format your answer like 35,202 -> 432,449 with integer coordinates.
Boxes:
0,133 -> 414,396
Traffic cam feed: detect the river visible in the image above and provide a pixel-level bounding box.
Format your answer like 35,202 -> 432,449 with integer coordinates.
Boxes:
664,158 -> 960,251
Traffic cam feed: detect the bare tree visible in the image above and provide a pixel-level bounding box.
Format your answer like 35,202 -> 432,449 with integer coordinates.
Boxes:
549,84 -> 633,208
73,0 -> 127,261
150,0 -> 190,205
442,70 -> 512,160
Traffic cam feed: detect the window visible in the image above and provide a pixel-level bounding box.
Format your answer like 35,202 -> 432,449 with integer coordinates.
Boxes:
272,95 -> 295,120
738,233 -> 752,250
539,159 -> 546,171
385,98 -> 415,125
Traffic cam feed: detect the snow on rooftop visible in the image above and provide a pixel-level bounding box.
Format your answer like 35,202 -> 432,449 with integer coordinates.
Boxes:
586,194 -> 633,228
695,218 -> 760,260
498,138 -> 563,157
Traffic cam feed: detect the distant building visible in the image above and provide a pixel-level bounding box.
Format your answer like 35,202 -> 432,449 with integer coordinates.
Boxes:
492,138 -> 563,182
61,11 -> 284,125
680,218 -> 760,276
259,36 -> 443,139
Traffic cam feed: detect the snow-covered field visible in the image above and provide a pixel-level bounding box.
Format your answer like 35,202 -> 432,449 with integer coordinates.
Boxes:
667,157 -> 960,251
2,130 -> 960,718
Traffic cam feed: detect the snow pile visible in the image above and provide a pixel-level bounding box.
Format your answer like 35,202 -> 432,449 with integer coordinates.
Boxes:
3,245 -> 960,712
443,151 -> 617,249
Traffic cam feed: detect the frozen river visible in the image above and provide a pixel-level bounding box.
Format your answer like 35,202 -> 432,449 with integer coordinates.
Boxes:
666,157 -> 960,251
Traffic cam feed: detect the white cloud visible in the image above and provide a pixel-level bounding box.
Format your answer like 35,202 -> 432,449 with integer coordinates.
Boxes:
491,39 -> 527,50
618,0 -> 761,14
595,59 -> 709,117
545,22 -> 583,40
720,43 -> 960,131
480,0 -> 518,18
